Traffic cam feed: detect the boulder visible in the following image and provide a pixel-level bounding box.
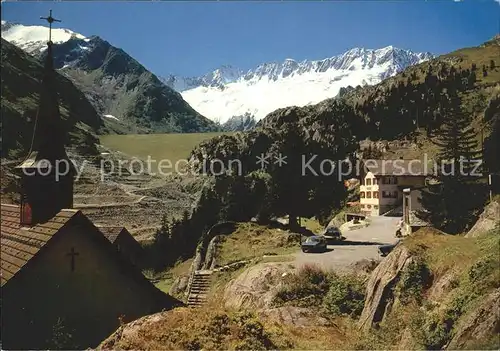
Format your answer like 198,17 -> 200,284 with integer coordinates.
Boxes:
447,288 -> 500,349
224,262 -> 292,310
466,200 -> 500,238
357,245 -> 414,330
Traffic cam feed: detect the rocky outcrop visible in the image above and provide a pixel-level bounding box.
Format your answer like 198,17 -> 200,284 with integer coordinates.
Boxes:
224,262 -> 292,310
447,288 -> 500,349
169,276 -> 189,297
202,235 -> 222,270
465,200 -> 500,238
259,306 -> 330,327
357,245 -> 413,330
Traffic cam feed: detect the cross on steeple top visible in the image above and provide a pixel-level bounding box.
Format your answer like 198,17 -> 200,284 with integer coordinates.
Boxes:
40,10 -> 61,44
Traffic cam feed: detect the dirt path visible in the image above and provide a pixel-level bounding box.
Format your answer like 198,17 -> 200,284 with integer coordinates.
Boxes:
74,195 -> 147,209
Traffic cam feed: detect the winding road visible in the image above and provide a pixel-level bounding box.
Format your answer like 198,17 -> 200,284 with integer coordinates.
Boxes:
294,216 -> 401,271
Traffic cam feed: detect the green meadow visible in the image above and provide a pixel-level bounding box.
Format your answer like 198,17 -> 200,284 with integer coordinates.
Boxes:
100,132 -> 232,168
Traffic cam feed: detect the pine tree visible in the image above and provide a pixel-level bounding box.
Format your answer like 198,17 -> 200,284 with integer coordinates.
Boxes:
490,59 -> 496,70
483,95 -> 500,173
418,90 -> 486,233
433,90 -> 481,176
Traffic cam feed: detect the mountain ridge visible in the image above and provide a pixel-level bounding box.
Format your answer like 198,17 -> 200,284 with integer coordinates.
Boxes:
164,46 -> 433,124
1,21 -> 219,134
165,46 -> 433,91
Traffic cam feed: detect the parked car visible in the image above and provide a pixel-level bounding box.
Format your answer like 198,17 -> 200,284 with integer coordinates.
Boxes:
378,240 -> 401,257
301,236 -> 328,253
323,226 -> 343,241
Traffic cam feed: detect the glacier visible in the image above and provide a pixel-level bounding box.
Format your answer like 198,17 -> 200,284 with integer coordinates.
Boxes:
165,46 -> 433,124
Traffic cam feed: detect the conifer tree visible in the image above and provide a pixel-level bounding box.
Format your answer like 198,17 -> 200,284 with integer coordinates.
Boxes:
433,90 -> 481,176
418,90 -> 486,233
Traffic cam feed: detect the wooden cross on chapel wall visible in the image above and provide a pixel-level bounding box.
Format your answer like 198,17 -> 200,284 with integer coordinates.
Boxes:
66,247 -> 79,272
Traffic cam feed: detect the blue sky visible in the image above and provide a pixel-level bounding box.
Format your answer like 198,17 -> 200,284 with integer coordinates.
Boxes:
2,1 -> 499,77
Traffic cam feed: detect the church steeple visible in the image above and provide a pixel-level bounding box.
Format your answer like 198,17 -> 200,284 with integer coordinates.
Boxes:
16,11 -> 75,226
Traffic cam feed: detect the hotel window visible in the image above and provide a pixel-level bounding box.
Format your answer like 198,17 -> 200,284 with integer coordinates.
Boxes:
383,176 -> 397,184
374,192 -> 379,198
367,192 -> 372,199
384,191 -> 397,198
366,178 -> 372,186
373,178 -> 378,185
367,205 -> 372,209
374,205 -> 379,209
360,192 -> 365,198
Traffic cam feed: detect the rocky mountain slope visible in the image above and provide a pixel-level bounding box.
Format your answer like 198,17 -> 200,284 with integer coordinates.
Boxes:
1,38 -> 102,159
164,47 -> 433,124
2,21 -> 219,134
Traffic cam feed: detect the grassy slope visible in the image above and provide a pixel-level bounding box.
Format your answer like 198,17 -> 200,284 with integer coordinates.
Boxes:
100,132 -> 233,172
216,222 -> 299,266
99,303 -> 347,350
152,222 -> 298,296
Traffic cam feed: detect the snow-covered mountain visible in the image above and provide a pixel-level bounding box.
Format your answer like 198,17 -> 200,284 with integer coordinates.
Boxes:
164,47 -> 433,124
1,20 -> 87,54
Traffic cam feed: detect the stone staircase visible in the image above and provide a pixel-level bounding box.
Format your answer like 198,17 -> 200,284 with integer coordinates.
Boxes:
186,270 -> 212,307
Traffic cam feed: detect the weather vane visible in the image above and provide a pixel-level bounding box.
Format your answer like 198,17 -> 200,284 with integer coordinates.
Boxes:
40,10 -> 61,44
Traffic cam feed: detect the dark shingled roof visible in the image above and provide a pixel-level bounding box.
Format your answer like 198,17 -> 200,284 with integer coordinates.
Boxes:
0,203 -> 79,286
363,159 -> 431,176
1,203 -> 183,309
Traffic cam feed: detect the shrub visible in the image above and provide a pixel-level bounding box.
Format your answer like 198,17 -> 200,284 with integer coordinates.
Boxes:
272,264 -> 330,307
468,255 -> 497,289
422,317 -> 450,350
232,312 -> 280,350
322,274 -> 365,317
410,311 -> 450,350
396,260 -> 430,304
